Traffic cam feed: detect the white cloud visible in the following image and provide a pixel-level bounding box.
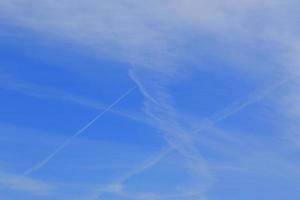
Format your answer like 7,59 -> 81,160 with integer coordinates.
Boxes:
1,0 -> 299,75
0,170 -> 53,195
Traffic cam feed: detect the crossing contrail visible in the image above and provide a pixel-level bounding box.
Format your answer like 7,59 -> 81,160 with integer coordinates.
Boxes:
88,75 -> 289,200
24,86 -> 136,176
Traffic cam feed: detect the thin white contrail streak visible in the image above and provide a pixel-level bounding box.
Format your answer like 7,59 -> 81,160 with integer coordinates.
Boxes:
24,86 -> 136,176
193,78 -> 289,134
92,147 -> 198,200
90,146 -> 172,200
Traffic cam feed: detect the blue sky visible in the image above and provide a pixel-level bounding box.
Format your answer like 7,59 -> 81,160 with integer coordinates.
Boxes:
0,1 -> 300,200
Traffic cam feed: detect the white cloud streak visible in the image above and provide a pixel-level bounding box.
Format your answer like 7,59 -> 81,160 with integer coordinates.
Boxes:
80,66 -> 290,200
1,0 -> 299,73
24,86 -> 136,175
193,78 -> 290,134
88,146 -> 172,200
125,67 -> 290,199
0,74 -> 147,124
129,69 -> 213,198
0,170 -> 53,195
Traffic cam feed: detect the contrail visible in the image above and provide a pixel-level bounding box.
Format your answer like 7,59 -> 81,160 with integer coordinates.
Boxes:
193,78 -> 289,134
89,146 -> 172,200
0,75 -> 148,125
24,86 -> 136,176
89,76 -> 289,200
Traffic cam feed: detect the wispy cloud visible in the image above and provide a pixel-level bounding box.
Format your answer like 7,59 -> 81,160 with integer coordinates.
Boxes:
1,0 -> 299,72
128,68 -> 213,198
0,170 -> 53,195
126,67 -> 291,198
88,146 -> 172,200
76,64 -> 289,200
0,74 -> 147,124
